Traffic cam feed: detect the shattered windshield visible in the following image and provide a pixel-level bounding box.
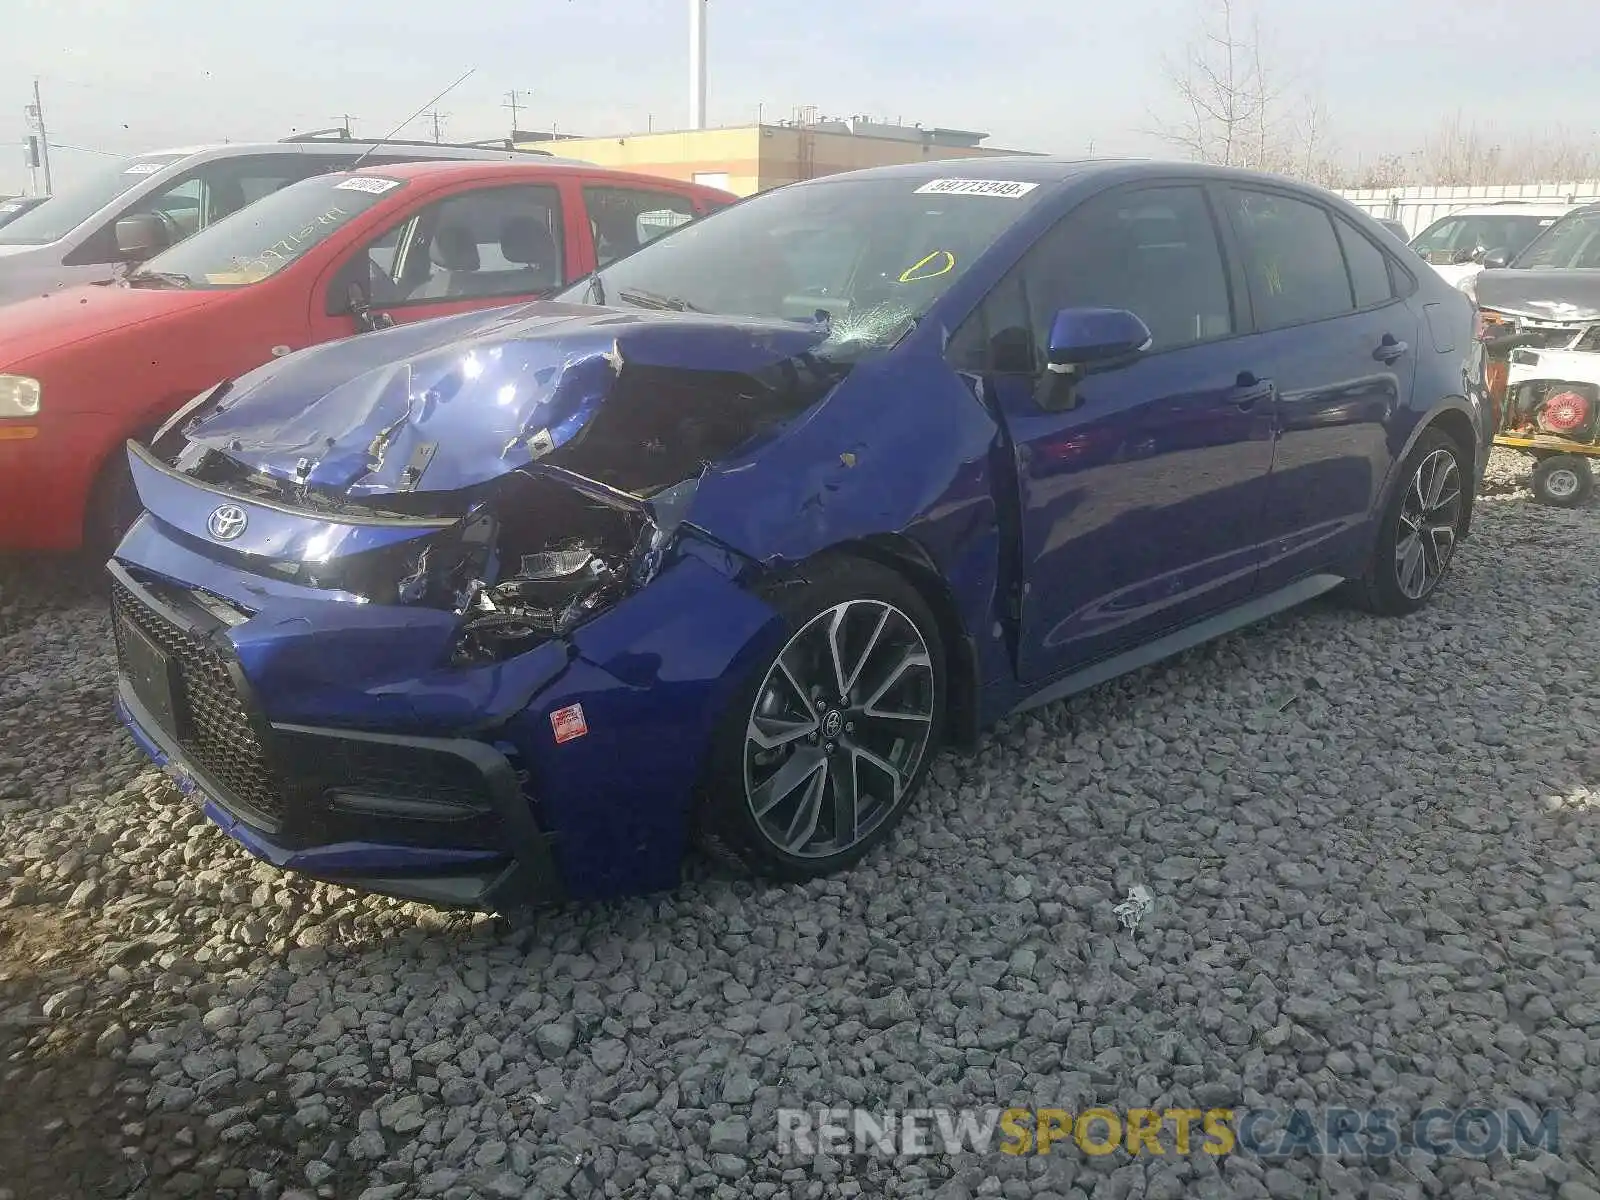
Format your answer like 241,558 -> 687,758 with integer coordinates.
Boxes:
129,173 -> 407,288
0,154 -> 187,245
1510,211 -> 1600,270
560,175 -> 1046,355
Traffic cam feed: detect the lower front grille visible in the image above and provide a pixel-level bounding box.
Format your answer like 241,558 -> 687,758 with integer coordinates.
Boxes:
111,581 -> 287,827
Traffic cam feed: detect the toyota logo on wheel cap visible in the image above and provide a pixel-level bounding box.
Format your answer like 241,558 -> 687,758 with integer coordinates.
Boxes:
207,504 -> 248,541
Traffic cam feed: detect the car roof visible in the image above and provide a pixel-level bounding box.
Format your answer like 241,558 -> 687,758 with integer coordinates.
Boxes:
126,141 -> 586,166
336,158 -> 729,194
783,156 -> 1376,195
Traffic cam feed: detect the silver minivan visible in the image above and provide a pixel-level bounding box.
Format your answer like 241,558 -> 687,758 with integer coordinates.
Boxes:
0,133 -> 575,307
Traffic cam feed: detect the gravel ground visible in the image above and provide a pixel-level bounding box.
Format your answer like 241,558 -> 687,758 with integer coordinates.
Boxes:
3,447 -> 1600,1200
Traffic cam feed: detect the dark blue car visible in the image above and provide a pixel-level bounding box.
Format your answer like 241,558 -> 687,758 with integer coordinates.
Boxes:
110,159 -> 1487,908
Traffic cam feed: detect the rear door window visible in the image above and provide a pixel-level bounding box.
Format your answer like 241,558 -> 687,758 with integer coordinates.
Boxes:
1334,216 -> 1396,309
1221,188 -> 1355,330
584,186 -> 698,267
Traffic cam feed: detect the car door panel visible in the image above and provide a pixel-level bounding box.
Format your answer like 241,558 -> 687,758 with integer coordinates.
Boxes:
952,182 -> 1277,684
991,347 -> 1276,680
1217,185 -> 1416,591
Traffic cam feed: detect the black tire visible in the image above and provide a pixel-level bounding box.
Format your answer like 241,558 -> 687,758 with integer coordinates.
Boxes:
85,446 -> 142,558
1530,454 -> 1594,508
1347,427 -> 1469,616
694,554 -> 947,881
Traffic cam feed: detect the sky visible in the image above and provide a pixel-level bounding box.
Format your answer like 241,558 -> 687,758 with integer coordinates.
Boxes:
4,0 -> 1597,197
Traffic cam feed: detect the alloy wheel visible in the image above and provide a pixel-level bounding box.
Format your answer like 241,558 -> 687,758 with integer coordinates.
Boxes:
1393,448 -> 1463,601
742,599 -> 936,859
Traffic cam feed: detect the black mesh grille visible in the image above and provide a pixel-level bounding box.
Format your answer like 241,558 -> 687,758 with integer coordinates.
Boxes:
111,581 -> 287,827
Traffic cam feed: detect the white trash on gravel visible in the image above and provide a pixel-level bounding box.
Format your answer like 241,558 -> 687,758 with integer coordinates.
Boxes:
1,448 -> 1598,1200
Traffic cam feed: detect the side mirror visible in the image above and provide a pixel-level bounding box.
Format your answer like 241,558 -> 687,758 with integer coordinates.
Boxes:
1046,307 -> 1153,373
1481,248 -> 1511,270
346,281 -> 394,333
115,213 -> 169,262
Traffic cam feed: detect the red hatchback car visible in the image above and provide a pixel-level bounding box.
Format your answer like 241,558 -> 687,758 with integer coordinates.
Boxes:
0,160 -> 735,552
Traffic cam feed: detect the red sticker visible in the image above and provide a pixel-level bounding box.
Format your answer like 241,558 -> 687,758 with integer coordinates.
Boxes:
550,703 -> 588,744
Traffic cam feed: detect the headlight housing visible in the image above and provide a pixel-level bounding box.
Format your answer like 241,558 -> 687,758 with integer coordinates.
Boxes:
0,375 -> 40,418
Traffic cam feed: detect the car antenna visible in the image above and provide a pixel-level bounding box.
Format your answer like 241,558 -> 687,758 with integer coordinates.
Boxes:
350,68 -> 477,171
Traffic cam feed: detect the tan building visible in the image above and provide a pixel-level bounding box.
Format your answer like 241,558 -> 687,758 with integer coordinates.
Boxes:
523,115 -> 1033,197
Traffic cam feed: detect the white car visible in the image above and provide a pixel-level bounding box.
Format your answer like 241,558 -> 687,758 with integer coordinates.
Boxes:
1409,202 -> 1575,290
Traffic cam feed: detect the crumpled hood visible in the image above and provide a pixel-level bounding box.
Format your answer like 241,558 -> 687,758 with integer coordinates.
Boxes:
183,301 -> 836,497
1475,269 -> 1600,322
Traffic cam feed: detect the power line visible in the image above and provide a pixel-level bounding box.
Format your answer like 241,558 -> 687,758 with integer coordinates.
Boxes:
505,90 -> 532,136
49,142 -> 121,157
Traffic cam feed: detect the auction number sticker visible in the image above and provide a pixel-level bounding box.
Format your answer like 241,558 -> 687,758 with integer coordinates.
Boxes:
550,703 -> 589,744
123,162 -> 166,175
334,177 -> 403,194
914,179 -> 1038,198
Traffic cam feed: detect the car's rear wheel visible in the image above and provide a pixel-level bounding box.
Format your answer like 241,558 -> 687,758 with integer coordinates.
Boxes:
696,555 -> 946,880
1530,453 -> 1594,508
1347,428 -> 1468,616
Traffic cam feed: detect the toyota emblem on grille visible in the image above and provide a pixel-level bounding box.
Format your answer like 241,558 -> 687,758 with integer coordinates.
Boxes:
207,504 -> 248,541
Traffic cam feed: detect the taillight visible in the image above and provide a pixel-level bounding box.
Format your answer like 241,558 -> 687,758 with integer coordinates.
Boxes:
1540,390 -> 1591,434
1487,359 -> 1509,405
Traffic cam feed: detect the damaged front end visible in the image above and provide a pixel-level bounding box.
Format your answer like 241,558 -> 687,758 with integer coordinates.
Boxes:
110,305 -> 860,903
138,306 -> 848,662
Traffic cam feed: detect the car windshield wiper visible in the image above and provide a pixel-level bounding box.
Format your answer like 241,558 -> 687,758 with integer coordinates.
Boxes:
127,269 -> 193,289
616,287 -> 698,312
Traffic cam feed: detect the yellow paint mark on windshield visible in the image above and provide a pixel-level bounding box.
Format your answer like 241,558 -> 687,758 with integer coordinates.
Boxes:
899,250 -> 956,283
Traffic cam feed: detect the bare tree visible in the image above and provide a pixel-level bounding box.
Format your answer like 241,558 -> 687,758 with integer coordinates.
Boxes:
1157,0 -> 1270,168
1154,0 -> 1329,180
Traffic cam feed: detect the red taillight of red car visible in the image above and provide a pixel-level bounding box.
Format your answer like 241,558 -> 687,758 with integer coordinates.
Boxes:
1540,390 -> 1591,434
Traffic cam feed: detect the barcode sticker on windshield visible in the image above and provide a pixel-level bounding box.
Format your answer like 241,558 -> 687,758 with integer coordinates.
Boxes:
123,162 -> 165,175
915,179 -> 1038,199
334,177 -> 402,194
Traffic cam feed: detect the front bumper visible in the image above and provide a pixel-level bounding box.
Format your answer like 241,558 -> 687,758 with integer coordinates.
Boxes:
109,562 -> 566,908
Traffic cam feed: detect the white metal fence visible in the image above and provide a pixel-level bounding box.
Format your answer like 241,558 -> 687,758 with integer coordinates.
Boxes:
1335,182 -> 1600,237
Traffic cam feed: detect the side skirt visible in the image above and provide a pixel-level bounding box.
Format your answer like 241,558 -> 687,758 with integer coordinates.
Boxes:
1008,573 -> 1345,718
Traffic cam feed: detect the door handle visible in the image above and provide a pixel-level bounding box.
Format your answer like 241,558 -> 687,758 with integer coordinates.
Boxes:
1373,335 -> 1409,364
1230,371 -> 1273,409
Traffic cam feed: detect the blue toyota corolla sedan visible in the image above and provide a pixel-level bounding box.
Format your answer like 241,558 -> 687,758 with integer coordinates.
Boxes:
109,159 -> 1488,908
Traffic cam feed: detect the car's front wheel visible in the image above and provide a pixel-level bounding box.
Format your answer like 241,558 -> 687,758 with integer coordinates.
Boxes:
696,555 -> 946,880
1348,427 -> 1469,616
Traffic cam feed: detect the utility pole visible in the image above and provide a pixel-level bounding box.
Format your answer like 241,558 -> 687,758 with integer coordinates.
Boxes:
336,113 -> 357,138
425,111 -> 447,143
504,90 -> 531,138
27,79 -> 53,195
689,0 -> 707,130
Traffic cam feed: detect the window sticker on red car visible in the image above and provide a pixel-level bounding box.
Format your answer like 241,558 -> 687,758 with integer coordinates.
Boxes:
550,703 -> 589,744
914,179 -> 1037,199
334,177 -> 403,195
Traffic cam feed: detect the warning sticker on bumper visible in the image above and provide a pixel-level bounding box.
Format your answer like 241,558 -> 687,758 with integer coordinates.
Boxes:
550,703 -> 589,744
